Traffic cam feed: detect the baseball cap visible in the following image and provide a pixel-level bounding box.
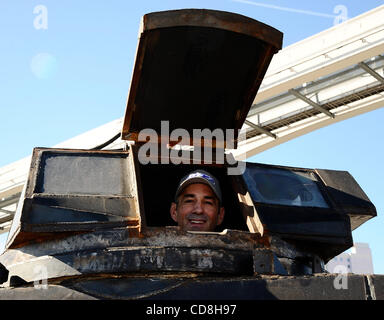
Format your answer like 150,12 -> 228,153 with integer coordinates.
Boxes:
174,170 -> 222,204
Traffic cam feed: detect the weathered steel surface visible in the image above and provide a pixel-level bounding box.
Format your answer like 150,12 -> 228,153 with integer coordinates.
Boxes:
6,148 -> 143,248
242,162 -> 376,261
142,9 -> 283,49
370,275 -> 384,300
315,169 -> 377,230
0,227 -> 274,286
122,9 -> 282,146
2,247 -> 254,284
2,227 -> 265,260
0,284 -> 96,300
138,274 -> 369,300
253,249 -> 288,275
1,274 -> 381,300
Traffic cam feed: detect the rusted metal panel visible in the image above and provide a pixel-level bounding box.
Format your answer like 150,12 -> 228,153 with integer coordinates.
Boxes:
315,168 -> 377,230
241,162 -> 377,261
142,9 -> 283,49
1,247 -> 254,283
231,174 -> 264,236
121,9 -> 283,147
6,147 -> 144,248
370,275 -> 384,300
0,228 -> 265,263
0,285 -> 97,300
0,228 -> 268,285
253,248 -> 287,275
0,274 -> 372,300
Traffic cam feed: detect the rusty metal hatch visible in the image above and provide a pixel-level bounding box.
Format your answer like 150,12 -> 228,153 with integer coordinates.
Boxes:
121,9 -> 283,148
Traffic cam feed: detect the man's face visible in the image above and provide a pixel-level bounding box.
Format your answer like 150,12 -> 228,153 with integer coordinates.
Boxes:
170,183 -> 225,232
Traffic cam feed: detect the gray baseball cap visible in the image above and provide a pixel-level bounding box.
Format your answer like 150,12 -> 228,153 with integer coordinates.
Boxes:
174,170 -> 222,204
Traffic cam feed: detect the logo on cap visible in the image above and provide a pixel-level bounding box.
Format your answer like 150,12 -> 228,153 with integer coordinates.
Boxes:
175,170 -> 222,204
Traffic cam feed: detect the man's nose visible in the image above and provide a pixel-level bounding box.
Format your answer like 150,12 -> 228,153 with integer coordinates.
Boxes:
193,201 -> 203,214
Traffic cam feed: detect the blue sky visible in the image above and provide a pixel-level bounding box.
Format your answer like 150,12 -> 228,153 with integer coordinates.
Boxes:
0,1 -> 383,273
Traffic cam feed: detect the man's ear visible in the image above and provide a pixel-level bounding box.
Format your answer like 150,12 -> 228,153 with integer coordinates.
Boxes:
217,207 -> 225,226
170,202 -> 178,223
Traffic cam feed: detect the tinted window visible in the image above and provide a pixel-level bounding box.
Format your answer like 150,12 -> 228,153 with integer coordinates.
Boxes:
243,166 -> 329,208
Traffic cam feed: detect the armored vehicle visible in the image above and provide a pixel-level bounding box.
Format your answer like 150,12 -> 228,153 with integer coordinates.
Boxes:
0,9 -> 381,300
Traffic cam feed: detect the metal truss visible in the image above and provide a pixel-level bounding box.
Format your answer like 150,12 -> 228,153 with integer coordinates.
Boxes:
233,5 -> 384,159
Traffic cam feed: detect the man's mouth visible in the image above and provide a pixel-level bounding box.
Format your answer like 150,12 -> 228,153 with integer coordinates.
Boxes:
189,219 -> 206,224
187,215 -> 207,227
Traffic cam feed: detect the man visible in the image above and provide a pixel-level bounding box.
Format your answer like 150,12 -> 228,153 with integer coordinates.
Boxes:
170,170 -> 225,232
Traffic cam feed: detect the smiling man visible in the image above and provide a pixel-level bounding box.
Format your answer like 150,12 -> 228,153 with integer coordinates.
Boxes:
170,170 -> 225,232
